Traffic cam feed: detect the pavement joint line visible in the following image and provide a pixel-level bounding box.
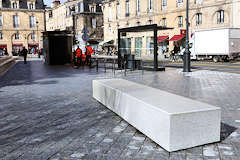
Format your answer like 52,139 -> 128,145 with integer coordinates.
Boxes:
49,114 -> 123,160
12,108 -> 104,160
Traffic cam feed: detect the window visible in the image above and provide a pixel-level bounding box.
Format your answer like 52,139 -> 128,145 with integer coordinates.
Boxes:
13,15 -> 19,28
178,16 -> 183,27
0,15 -> 2,27
108,7 -> 112,21
29,16 -> 35,28
177,0 -> 183,7
29,3 -> 34,9
148,20 -> 153,24
31,33 -> 35,40
15,33 -> 19,39
91,7 -> 95,12
12,2 -> 17,9
136,0 -> 140,14
0,33 -> 2,39
92,18 -> 96,28
125,0 -> 130,17
162,0 -> 167,10
116,3 -> 120,19
217,10 -> 224,24
194,0 -> 202,4
196,13 -> 202,25
148,0 -> 153,12
49,11 -> 53,18
162,18 -> 167,27
78,2 -> 84,12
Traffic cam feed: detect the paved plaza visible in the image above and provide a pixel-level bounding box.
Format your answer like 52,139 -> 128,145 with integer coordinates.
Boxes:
0,59 -> 240,160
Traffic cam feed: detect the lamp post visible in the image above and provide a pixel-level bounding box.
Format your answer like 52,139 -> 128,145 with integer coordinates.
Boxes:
183,0 -> 191,72
36,21 -> 39,49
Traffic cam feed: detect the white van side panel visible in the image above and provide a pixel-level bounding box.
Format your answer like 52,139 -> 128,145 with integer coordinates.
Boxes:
195,29 -> 229,55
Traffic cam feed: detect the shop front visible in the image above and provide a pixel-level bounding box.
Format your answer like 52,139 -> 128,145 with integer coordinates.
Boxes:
0,44 -> 7,56
158,36 -> 169,56
12,43 -> 23,56
28,43 -> 39,54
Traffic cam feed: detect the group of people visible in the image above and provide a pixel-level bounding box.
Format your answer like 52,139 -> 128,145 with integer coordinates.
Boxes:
0,48 -> 9,56
73,45 -> 93,67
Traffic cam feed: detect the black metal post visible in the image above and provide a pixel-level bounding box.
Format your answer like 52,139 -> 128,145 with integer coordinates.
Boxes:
183,0 -> 191,72
118,30 -> 121,68
154,27 -> 158,70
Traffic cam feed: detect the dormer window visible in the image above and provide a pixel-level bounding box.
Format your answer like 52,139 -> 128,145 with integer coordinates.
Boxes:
91,7 -> 95,12
13,2 -> 18,9
29,3 -> 34,9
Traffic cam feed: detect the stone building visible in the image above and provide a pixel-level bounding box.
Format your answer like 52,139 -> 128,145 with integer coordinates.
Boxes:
102,0 -> 240,57
0,0 -> 45,56
46,0 -> 103,50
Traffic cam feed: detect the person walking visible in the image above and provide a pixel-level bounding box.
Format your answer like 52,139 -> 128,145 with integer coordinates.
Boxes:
86,45 -> 92,66
75,46 -> 82,66
22,47 -> 28,64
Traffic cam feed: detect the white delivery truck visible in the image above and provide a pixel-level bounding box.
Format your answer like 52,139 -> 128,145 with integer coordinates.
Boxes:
180,28 -> 240,62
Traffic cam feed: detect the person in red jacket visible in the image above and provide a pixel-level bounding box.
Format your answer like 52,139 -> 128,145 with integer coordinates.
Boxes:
86,45 -> 92,66
75,46 -> 82,65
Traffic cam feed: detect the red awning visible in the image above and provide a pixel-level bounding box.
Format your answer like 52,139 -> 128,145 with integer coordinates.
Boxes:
158,36 -> 169,42
12,43 -> 23,46
169,34 -> 185,41
0,44 -> 7,48
28,43 -> 39,46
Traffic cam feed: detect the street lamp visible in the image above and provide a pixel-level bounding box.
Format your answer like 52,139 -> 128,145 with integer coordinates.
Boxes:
183,0 -> 191,72
36,21 -> 39,49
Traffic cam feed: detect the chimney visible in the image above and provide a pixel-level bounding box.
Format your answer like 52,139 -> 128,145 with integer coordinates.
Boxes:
51,0 -> 61,8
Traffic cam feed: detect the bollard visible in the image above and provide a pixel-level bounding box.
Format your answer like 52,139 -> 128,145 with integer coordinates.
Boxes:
124,60 -> 127,76
113,59 -> 115,75
104,59 -> 106,72
96,58 -> 98,72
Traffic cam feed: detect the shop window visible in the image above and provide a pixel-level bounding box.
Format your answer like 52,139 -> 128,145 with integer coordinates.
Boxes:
135,37 -> 142,57
0,33 -> 2,39
15,33 -> 19,39
196,13 -> 202,25
217,10 -> 224,24
178,16 -> 183,27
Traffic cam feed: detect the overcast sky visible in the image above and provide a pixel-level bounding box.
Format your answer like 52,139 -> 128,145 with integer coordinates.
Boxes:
44,0 -> 67,7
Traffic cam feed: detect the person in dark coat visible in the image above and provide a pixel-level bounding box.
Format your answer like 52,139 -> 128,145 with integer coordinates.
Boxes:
22,47 -> 28,64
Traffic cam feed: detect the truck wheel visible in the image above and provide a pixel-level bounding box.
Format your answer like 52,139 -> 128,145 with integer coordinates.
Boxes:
213,56 -> 220,63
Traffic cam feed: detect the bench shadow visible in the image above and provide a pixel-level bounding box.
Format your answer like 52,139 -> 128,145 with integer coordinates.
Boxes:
220,122 -> 237,141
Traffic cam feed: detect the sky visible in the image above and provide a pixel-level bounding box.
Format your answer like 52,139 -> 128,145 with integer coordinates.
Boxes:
44,0 -> 67,7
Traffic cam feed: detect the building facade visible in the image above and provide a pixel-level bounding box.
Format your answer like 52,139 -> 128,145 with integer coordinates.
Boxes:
46,0 -> 103,50
0,0 -> 45,56
103,0 -> 240,57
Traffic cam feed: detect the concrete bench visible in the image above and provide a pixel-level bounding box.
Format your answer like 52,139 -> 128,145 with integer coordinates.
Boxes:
92,79 -> 221,152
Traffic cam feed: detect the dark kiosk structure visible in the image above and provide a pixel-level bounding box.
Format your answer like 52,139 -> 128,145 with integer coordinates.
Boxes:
118,24 -> 173,71
43,31 -> 73,65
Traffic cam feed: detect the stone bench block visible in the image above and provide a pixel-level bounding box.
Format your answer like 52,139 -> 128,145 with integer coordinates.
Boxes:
92,79 -> 221,152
